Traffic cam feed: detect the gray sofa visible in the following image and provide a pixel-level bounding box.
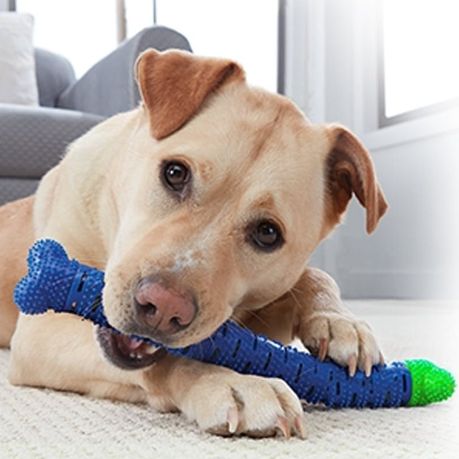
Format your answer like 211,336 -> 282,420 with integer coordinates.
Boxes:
0,26 -> 191,206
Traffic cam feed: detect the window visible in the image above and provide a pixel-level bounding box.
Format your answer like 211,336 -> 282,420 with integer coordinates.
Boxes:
125,0 -> 154,39
380,0 -> 459,124
155,0 -> 279,92
17,0 -> 117,78
16,0 -> 280,89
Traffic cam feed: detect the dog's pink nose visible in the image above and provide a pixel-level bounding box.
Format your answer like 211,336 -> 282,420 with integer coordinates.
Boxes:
134,280 -> 196,335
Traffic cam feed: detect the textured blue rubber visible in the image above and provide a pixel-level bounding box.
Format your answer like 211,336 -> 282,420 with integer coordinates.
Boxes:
14,239 -> 412,408
172,322 -> 412,408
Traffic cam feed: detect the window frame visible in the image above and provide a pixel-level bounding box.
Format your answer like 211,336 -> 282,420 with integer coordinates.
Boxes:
277,0 -> 287,95
377,0 -> 459,128
283,0 -> 459,150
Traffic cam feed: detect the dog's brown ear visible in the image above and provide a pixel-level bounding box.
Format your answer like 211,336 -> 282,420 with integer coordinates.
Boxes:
136,49 -> 245,139
325,124 -> 388,234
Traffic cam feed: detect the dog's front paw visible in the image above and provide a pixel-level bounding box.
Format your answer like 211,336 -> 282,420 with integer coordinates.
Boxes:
298,312 -> 384,376
181,369 -> 307,439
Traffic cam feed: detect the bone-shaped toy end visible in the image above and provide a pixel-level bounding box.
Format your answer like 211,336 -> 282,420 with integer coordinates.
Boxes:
14,239 -> 72,315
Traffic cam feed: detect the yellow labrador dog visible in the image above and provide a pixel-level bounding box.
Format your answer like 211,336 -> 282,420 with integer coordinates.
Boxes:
0,50 -> 387,438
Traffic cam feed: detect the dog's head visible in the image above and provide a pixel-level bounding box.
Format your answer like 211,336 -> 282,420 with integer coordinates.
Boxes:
99,49 -> 387,364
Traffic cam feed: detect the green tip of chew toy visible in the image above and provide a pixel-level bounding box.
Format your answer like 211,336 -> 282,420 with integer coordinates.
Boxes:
406,359 -> 456,406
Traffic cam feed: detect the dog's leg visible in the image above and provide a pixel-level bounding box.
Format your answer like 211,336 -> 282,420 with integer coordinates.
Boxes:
140,355 -> 307,438
240,267 -> 383,376
10,312 -> 305,438
9,313 -> 147,402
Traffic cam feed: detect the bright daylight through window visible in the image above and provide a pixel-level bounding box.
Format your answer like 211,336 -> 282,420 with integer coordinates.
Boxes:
155,0 -> 278,92
17,0 -> 117,78
17,0 -> 278,92
382,0 -> 459,119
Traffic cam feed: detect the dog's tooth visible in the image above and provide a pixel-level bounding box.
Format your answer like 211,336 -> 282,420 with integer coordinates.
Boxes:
145,346 -> 158,354
129,352 -> 136,359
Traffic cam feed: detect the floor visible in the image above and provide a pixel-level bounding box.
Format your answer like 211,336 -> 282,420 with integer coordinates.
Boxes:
1,300 -> 458,459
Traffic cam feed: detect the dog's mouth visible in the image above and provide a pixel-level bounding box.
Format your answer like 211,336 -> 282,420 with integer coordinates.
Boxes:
95,327 -> 167,370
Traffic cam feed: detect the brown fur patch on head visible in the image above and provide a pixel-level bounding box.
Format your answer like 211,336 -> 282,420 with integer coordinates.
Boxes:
323,124 -> 388,235
136,49 -> 245,140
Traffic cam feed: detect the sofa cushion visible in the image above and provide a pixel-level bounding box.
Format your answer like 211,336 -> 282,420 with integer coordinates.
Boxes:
0,13 -> 39,106
0,104 -> 104,178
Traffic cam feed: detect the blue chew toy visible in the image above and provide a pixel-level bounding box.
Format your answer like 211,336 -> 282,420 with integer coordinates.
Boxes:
14,239 -> 455,408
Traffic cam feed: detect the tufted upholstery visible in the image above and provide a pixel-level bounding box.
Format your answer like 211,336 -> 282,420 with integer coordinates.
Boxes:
0,26 -> 192,206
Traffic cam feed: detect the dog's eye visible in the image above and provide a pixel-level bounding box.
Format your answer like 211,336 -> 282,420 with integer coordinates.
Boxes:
248,220 -> 284,252
162,161 -> 191,193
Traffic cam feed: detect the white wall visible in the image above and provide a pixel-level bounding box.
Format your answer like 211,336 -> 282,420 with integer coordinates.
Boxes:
0,0 -> 9,11
330,133 -> 459,299
285,0 -> 459,299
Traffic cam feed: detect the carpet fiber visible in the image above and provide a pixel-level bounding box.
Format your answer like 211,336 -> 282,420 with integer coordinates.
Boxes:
1,301 -> 458,458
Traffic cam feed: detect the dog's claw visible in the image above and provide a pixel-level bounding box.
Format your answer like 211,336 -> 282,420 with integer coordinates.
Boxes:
294,414 -> 308,439
379,351 -> 385,366
364,355 -> 373,377
276,416 -> 290,438
318,338 -> 328,361
348,354 -> 357,377
227,407 -> 239,434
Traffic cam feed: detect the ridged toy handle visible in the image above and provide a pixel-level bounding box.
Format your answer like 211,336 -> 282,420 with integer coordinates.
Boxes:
14,239 -> 456,409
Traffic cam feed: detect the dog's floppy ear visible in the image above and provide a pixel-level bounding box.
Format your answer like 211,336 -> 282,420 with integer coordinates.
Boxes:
325,124 -> 388,234
135,49 -> 245,139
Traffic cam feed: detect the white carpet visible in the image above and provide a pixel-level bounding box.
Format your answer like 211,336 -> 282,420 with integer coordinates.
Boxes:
1,301 -> 458,459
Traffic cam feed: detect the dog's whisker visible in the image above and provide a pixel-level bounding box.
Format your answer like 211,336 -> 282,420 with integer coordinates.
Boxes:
290,286 -> 304,296
289,289 -> 304,311
245,309 -> 270,328
229,316 -> 251,333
